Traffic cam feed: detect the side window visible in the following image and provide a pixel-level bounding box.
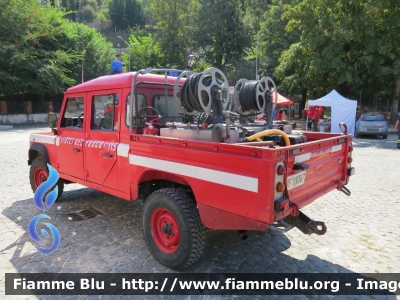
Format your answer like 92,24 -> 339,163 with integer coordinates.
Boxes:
126,93 -> 146,127
91,94 -> 119,131
61,97 -> 85,129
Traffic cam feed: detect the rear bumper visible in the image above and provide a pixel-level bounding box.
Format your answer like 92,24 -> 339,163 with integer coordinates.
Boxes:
357,129 -> 388,135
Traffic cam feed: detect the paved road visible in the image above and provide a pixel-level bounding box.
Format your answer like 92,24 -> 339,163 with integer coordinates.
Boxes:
1,125 -> 400,300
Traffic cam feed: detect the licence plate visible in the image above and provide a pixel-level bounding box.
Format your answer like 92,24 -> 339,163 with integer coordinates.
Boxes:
367,128 -> 378,131
287,171 -> 306,190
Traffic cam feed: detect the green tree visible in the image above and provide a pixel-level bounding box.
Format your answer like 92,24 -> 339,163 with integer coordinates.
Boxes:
241,0 -> 272,32
0,0 -> 77,96
60,0 -> 78,21
276,0 -> 400,122
121,33 -> 166,70
259,0 -> 298,78
138,0 -> 157,25
150,0 -> 198,68
0,0 -> 115,96
370,0 -> 400,122
109,0 -> 145,30
192,0 -> 252,70
68,23 -> 116,82
77,0 -> 99,22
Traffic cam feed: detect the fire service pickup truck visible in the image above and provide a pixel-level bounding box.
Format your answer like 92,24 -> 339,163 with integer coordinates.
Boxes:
29,67 -> 355,270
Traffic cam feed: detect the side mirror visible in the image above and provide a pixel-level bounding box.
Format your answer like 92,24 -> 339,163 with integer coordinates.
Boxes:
339,122 -> 348,134
48,113 -> 58,130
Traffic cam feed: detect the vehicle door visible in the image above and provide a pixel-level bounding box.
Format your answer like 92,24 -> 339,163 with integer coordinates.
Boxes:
84,90 -> 120,189
56,95 -> 86,179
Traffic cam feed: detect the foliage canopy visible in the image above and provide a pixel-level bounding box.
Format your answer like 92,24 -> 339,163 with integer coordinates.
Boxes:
0,0 -> 115,97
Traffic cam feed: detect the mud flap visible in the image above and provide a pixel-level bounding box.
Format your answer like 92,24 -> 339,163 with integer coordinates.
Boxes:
284,211 -> 327,235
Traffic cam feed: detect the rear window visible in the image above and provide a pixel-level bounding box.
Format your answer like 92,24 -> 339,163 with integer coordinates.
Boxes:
362,115 -> 384,121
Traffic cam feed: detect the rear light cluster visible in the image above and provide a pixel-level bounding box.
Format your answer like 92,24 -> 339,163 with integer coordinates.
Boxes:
275,163 -> 286,199
276,182 -> 286,192
277,165 -> 286,175
348,144 -> 353,168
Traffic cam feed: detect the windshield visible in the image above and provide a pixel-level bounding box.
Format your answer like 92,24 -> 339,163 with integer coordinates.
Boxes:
362,115 -> 383,121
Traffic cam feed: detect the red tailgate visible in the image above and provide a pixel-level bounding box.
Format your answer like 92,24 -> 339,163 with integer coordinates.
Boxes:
285,134 -> 351,209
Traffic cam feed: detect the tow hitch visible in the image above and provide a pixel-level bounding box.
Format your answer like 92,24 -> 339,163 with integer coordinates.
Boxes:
284,211 -> 327,235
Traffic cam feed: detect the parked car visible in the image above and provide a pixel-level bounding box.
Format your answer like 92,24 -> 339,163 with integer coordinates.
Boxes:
355,113 -> 388,139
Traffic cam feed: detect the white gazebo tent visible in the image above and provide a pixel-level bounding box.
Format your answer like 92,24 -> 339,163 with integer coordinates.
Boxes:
308,90 -> 357,135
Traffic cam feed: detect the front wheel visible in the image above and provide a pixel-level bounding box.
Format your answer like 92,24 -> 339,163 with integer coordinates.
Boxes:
29,156 -> 64,200
382,134 -> 388,139
142,188 -> 205,270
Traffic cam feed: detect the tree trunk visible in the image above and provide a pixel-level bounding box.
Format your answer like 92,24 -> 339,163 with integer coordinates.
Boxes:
390,79 -> 400,124
299,88 -> 307,118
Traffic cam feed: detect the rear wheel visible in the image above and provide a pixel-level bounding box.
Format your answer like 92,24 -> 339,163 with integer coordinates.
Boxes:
142,188 -> 205,270
29,156 -> 64,200
382,135 -> 388,139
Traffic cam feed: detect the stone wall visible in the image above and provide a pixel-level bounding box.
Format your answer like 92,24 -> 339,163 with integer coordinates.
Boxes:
0,100 -> 56,124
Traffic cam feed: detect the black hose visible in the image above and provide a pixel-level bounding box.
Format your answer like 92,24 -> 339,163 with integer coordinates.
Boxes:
138,106 -> 162,117
238,81 -> 264,112
180,73 -> 213,112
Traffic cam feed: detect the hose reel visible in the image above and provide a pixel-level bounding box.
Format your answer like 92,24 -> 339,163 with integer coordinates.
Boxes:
197,67 -> 230,115
233,76 -> 277,124
173,68 -> 229,117
173,70 -> 198,116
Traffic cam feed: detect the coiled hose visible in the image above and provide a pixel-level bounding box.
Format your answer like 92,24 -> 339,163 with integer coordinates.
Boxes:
238,82 -> 261,112
180,73 -> 213,112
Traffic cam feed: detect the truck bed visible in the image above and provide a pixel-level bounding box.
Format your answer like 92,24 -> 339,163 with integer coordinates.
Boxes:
128,131 -> 353,228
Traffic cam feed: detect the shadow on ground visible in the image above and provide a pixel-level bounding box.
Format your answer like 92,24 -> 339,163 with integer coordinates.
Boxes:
1,188 -> 397,298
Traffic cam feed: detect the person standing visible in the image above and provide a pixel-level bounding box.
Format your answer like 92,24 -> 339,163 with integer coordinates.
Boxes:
272,107 -> 278,121
394,115 -> 400,149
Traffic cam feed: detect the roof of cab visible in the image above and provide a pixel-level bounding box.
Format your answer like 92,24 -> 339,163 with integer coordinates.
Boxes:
65,72 -> 184,94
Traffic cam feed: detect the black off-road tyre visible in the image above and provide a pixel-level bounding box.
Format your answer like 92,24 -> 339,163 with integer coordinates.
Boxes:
142,188 -> 205,270
29,156 -> 64,200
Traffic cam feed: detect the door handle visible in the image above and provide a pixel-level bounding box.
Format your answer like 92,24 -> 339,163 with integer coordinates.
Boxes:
72,148 -> 80,152
103,153 -> 113,158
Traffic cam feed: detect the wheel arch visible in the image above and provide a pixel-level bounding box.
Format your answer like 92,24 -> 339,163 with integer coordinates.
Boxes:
28,143 -> 50,166
137,170 -> 195,201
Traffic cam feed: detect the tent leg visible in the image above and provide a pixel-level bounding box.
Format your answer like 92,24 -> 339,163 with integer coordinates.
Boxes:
306,116 -> 308,131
